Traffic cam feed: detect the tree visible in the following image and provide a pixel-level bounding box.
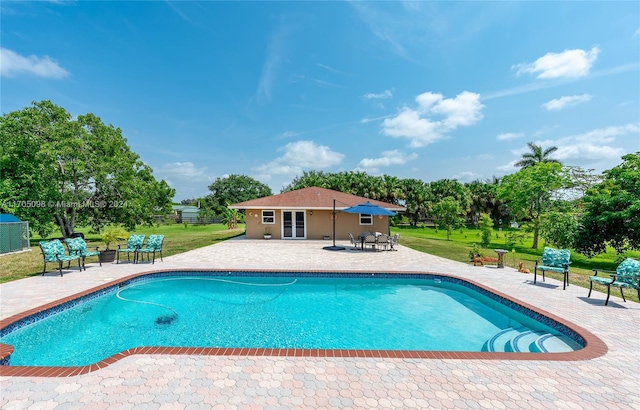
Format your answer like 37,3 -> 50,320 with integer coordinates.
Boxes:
515,142 -> 561,169
0,101 -> 175,237
203,174 -> 272,216
497,162 -> 568,249
540,211 -> 580,249
400,179 -> 432,226
478,213 -> 493,248
431,197 -> 465,240
574,153 -> 640,256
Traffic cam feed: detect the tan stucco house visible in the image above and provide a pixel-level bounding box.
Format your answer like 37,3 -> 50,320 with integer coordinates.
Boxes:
228,186 -> 405,240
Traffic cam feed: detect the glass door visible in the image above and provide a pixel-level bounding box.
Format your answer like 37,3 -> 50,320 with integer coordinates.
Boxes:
282,211 -> 306,239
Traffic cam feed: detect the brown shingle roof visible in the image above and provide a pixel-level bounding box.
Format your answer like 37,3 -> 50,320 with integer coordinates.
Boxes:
228,186 -> 405,211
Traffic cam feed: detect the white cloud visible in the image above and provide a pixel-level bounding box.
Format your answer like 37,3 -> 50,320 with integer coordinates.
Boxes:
497,160 -> 519,173
507,123 -> 638,170
155,162 -> 216,200
357,150 -> 418,173
496,132 -> 524,141
381,91 -> 484,147
541,94 -> 592,111
254,140 -> 345,176
452,171 -> 482,182
513,47 -> 600,79
364,89 -> 393,99
0,47 -> 69,78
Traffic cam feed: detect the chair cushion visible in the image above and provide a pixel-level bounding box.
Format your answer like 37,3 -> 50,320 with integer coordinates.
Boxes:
542,247 -> 570,267
614,258 -> 640,288
537,265 -> 566,273
65,237 -> 87,254
141,234 -> 164,251
40,240 -> 67,261
589,275 -> 614,285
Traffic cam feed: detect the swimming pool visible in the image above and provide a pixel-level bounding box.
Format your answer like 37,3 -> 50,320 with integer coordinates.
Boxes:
0,271 -> 589,369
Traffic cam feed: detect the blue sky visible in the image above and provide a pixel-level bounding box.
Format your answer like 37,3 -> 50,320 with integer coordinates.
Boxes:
2,1 -> 639,201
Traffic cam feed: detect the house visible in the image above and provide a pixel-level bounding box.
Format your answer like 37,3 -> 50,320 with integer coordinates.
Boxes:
171,205 -> 200,223
228,186 -> 405,240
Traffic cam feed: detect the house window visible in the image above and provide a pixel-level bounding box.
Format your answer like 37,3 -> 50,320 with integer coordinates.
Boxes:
360,214 -> 372,225
262,210 -> 275,224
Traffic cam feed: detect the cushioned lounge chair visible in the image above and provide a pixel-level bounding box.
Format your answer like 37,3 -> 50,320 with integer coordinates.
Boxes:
65,237 -> 101,271
39,239 -> 82,276
588,258 -> 640,305
117,234 -> 145,264
534,247 -> 571,290
136,234 -> 164,264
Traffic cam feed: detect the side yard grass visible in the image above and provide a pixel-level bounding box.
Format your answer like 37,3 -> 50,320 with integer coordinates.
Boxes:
0,224 -> 245,284
391,225 -> 640,303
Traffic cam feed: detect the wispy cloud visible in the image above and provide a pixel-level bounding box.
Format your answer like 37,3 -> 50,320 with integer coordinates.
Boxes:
360,114 -> 396,124
363,89 -> 393,99
164,1 -> 194,24
513,47 -> 600,79
254,140 -> 345,177
381,91 -> 484,147
357,150 -> 417,173
0,47 -> 69,78
496,132 -> 524,141
255,21 -> 291,103
483,62 -> 638,101
541,94 -> 592,111
349,2 -> 416,62
316,63 -> 346,75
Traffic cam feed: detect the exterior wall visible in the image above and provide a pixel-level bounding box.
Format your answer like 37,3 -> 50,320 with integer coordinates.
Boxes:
245,209 -> 390,241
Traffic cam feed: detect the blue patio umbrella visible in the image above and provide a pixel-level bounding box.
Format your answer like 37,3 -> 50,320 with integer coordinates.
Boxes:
342,201 -> 395,216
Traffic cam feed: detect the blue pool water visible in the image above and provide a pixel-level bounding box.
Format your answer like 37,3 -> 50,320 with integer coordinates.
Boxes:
1,274 -> 583,366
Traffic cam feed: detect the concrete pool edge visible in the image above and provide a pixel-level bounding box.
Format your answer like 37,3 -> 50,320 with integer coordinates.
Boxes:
0,268 -> 609,377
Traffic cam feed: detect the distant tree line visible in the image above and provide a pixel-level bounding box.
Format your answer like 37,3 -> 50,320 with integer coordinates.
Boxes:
191,145 -> 639,257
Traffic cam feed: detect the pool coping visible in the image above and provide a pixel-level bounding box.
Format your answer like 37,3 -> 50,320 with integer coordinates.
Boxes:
0,268 -> 608,377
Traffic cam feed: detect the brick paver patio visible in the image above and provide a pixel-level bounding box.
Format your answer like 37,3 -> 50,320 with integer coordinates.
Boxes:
1,237 -> 638,409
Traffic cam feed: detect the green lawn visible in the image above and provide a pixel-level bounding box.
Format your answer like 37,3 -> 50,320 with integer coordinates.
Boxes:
390,225 -> 640,303
2,222 -> 638,303
0,224 -> 245,284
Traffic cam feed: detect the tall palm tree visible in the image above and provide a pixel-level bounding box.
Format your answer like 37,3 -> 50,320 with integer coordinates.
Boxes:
515,142 -> 561,168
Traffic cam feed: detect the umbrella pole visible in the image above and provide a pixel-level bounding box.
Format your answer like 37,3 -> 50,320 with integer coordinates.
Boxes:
323,199 -> 345,251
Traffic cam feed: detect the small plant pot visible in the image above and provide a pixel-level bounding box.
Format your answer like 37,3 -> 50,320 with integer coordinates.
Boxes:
99,250 -> 117,263
263,234 -> 272,240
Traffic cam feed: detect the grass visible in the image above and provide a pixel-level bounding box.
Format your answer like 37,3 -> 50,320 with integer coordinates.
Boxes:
0,224 -> 245,284
390,225 -> 640,303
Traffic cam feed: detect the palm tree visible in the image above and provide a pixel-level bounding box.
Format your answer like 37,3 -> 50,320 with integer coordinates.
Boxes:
515,142 -> 561,168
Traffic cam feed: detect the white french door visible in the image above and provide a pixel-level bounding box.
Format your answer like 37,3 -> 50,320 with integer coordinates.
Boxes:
282,211 -> 306,239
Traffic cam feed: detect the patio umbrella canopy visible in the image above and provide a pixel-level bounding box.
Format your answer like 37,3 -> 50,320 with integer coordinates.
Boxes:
342,201 -> 395,216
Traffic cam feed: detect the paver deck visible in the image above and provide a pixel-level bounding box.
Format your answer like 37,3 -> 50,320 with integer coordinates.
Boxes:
1,237 -> 639,409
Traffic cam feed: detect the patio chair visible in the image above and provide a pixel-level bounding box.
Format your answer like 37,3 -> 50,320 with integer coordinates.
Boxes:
348,233 -> 361,250
39,239 -> 82,276
136,234 -> 165,264
65,237 -> 101,271
117,234 -> 145,264
376,234 -> 391,251
363,234 -> 377,251
588,258 -> 640,305
534,247 -> 571,290
390,233 -> 400,251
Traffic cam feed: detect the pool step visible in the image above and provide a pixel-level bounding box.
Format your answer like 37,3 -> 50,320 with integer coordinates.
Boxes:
506,330 -> 547,352
534,333 -> 582,353
483,327 -> 526,352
